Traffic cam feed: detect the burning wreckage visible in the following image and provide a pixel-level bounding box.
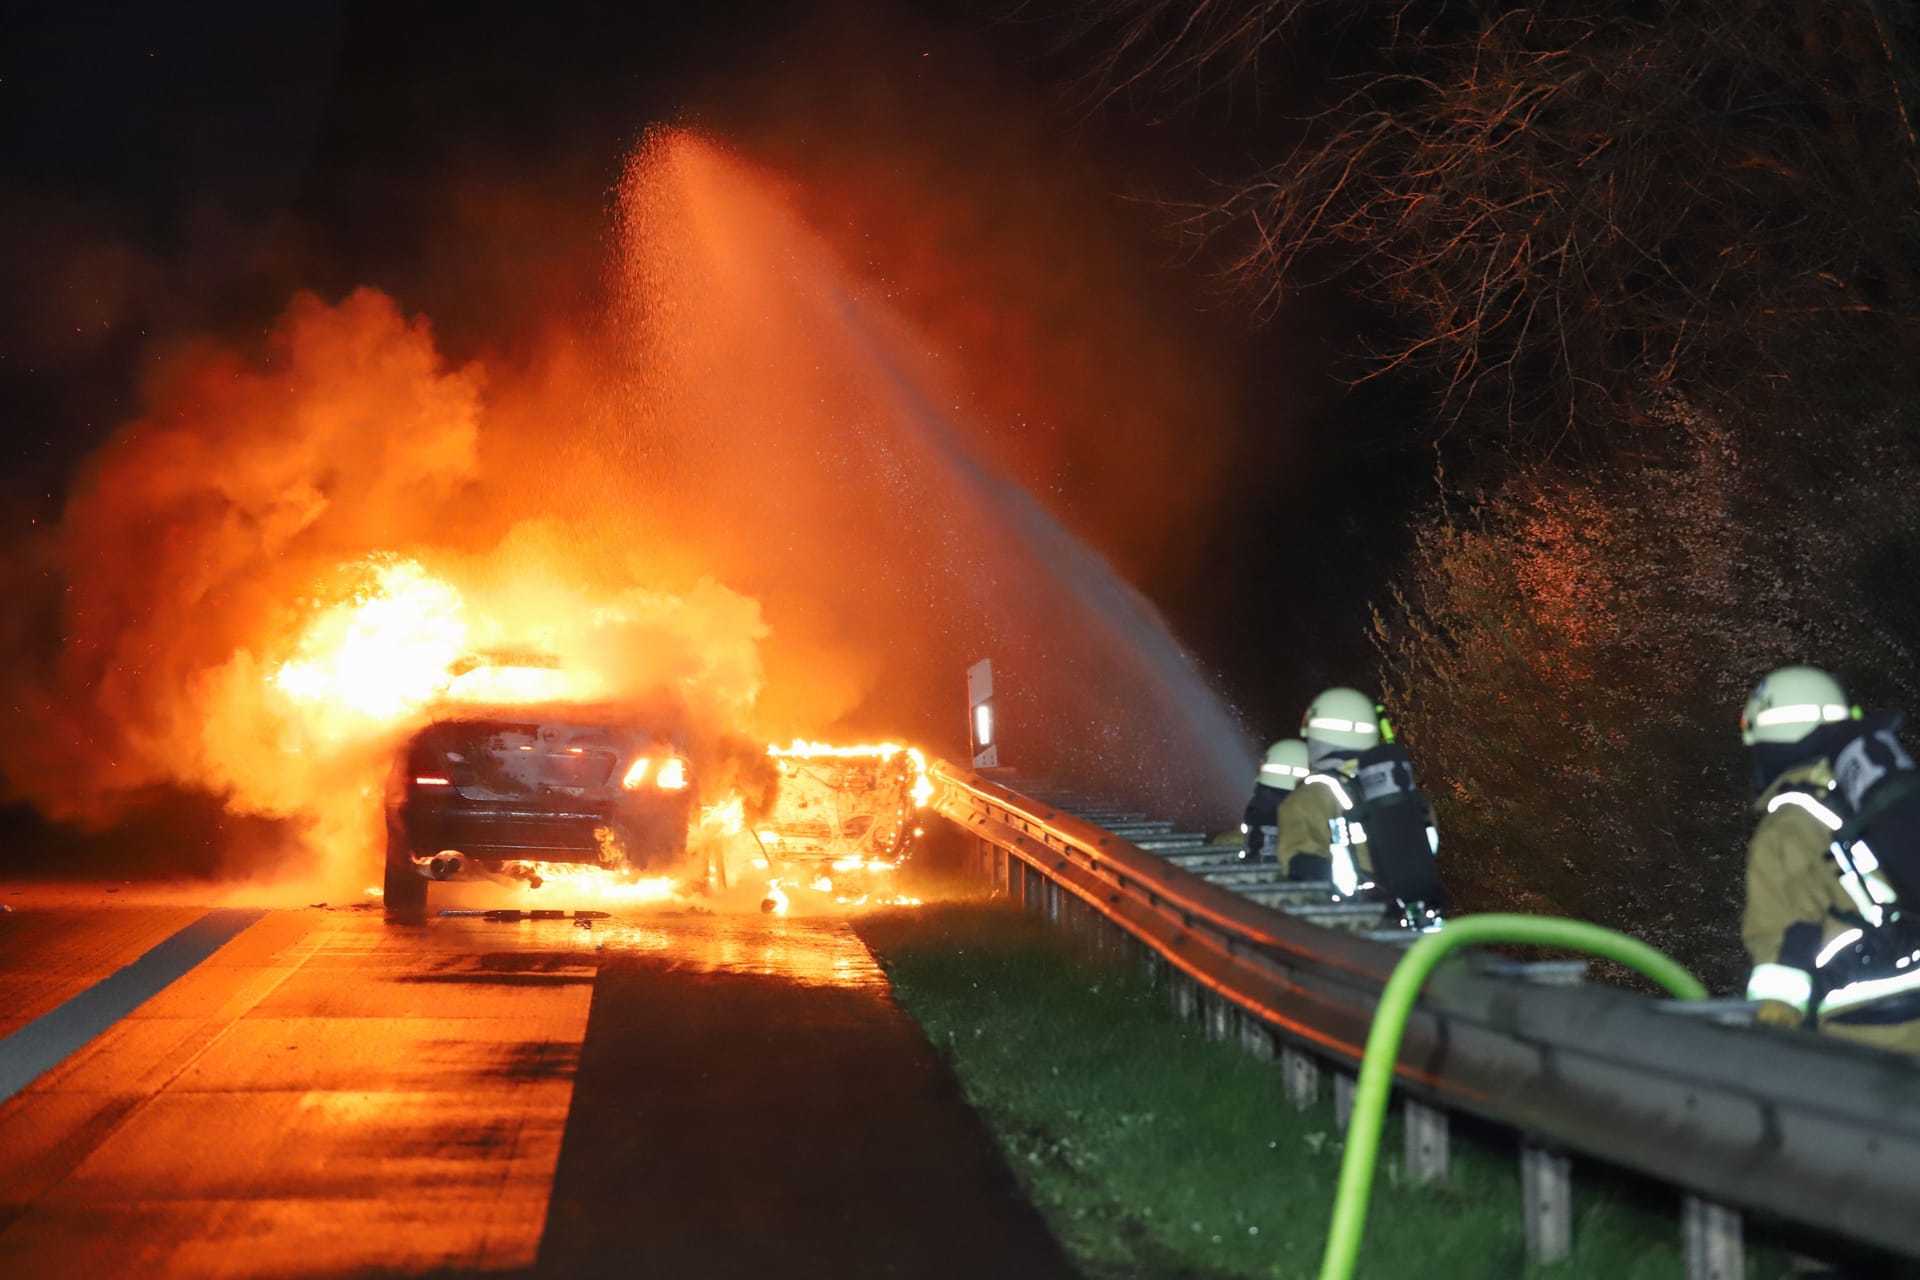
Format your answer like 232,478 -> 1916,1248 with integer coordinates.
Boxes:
382,656 -> 931,917
753,742 -> 933,913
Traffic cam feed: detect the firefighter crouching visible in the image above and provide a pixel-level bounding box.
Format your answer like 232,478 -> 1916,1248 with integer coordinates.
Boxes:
1277,688 -> 1373,884
1741,665 -> 1920,1053
1241,739 -> 1308,862
1276,686 -> 1447,929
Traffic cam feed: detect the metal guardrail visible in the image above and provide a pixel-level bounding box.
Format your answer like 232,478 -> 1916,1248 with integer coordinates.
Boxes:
928,759 -> 1920,1268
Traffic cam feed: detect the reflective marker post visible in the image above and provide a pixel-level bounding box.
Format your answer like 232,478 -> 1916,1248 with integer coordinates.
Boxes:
968,658 -> 999,769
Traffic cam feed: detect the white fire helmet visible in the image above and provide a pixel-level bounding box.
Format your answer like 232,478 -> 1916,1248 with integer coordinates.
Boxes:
1301,687 -> 1382,752
1257,739 -> 1310,791
1740,665 -> 1857,746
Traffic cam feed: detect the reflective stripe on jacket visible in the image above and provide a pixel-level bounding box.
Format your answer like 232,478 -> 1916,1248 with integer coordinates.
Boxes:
1278,766 -> 1376,891
1744,762 -> 1920,1047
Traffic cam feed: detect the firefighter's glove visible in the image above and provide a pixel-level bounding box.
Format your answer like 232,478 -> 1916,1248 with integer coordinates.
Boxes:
1754,1000 -> 1805,1029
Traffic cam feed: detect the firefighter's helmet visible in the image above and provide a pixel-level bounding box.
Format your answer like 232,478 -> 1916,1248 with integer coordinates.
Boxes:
1740,665 -> 1858,746
1301,687 -> 1382,751
1257,739 -> 1310,791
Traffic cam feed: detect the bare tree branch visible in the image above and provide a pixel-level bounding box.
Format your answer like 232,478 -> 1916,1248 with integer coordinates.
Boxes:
1082,0 -> 1920,454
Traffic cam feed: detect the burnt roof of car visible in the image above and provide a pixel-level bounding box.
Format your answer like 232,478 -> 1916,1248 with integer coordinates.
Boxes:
409,703 -> 691,748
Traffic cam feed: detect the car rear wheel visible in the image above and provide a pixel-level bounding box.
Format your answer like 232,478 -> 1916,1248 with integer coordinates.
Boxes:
383,831 -> 428,922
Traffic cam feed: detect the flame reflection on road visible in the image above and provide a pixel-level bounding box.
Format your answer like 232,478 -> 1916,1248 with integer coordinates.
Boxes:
563,910 -> 889,991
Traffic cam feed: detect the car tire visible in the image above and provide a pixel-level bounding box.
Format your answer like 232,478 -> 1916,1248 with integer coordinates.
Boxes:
384,846 -> 428,922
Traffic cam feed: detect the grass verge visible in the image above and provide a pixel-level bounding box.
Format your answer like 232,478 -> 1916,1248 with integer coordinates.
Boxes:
856,900 -> 1790,1280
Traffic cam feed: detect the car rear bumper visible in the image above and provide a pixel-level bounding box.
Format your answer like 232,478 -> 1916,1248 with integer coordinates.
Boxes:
409,809 -> 605,859
394,797 -> 691,864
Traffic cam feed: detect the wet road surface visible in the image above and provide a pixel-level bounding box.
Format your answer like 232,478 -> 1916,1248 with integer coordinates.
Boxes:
0,887 -> 1073,1278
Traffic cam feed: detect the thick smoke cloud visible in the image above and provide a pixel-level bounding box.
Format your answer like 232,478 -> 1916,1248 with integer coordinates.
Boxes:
9,290 -> 483,818
2,113 -> 1254,889
0,286 -> 774,887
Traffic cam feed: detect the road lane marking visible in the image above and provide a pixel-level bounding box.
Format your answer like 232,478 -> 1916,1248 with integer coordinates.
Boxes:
0,909 -> 266,1104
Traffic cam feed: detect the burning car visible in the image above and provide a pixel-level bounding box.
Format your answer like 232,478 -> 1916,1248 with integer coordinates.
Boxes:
752,742 -> 932,909
383,708 -> 698,917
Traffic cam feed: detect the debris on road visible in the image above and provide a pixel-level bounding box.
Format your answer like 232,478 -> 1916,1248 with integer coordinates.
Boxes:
436,908 -> 614,921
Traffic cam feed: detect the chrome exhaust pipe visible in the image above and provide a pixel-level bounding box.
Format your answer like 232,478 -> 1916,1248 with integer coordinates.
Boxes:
427,851 -> 468,881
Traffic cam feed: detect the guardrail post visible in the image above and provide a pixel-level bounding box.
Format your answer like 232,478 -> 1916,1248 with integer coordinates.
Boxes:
1682,1196 -> 1743,1280
1403,1100 -> 1449,1184
1169,971 -> 1197,1021
1205,991 -> 1234,1042
1333,1073 -> 1356,1132
1240,1017 -> 1275,1061
1521,1142 -> 1573,1265
1282,1045 -> 1319,1108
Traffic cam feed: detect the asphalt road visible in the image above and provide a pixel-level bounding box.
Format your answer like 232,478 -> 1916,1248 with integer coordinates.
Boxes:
0,886 -> 1074,1279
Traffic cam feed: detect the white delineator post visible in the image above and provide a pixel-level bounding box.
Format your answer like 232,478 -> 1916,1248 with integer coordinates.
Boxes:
969,658 -> 999,769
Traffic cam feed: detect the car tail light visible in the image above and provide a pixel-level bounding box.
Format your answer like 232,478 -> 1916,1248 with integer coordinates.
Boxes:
414,775 -> 452,787
622,756 -> 689,790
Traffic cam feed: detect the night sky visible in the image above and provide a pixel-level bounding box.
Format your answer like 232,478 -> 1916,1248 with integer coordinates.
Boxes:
1,0 -> 1430,796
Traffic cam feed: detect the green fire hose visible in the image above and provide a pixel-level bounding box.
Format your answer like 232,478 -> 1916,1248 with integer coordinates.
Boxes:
1318,914 -> 1708,1280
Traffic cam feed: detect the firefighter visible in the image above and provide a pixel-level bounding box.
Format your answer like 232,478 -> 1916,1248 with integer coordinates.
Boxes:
1276,687 -> 1381,886
1741,665 -> 1920,1053
1241,739 -> 1308,862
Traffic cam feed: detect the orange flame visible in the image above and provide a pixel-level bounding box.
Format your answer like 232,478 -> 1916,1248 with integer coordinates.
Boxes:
699,795 -> 746,835
763,879 -> 791,915
268,556 -> 614,740
521,865 -> 680,905
767,739 -> 933,808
